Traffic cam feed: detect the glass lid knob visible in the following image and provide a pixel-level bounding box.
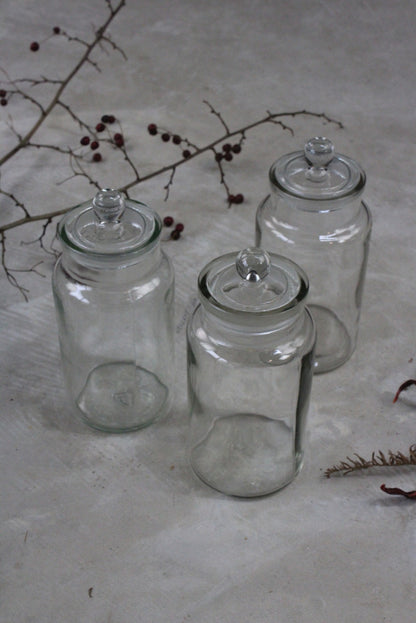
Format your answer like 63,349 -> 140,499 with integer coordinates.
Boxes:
236,247 -> 271,283
92,188 -> 125,224
304,137 -> 335,181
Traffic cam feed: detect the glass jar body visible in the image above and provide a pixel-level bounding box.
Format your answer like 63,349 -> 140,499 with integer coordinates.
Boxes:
52,245 -> 174,432
256,194 -> 371,373
187,305 -> 315,497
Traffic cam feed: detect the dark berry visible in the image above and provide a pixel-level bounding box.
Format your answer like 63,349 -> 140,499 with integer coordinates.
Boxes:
90,141 -> 99,150
80,136 -> 90,146
228,194 -> 236,204
170,229 -> 181,240
234,193 -> 244,204
222,143 -> 232,152
163,216 -> 174,227
1,98 -> 7,107
30,42 -> 40,52
0,90 -> 6,98
107,115 -> 116,124
215,153 -> 223,162
161,132 -> 170,142
175,223 -> 184,233
172,134 -> 181,145
147,123 -> 158,135
53,26 -> 61,34
114,133 -> 124,147
101,115 -> 111,123
182,150 -> 191,159
224,152 -> 233,162
95,122 -> 105,132
232,144 -> 241,154
92,152 -> 102,162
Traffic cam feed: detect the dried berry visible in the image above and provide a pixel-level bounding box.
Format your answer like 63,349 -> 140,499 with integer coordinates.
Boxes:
182,150 -> 191,159
172,134 -> 181,145
1,99 -> 7,107
215,153 -> 223,162
107,115 -> 116,124
92,152 -> 102,162
95,122 -> 105,132
0,89 -> 6,98
114,133 -> 124,147
30,42 -> 40,52
53,26 -> 61,34
232,144 -> 241,154
163,216 -> 174,227
224,152 -> 233,162
175,223 -> 184,233
101,115 -> 111,123
80,136 -> 90,146
234,193 -> 244,204
170,229 -> 181,240
147,123 -> 158,135
90,141 -> 99,150
161,132 -> 170,142
222,143 -> 232,152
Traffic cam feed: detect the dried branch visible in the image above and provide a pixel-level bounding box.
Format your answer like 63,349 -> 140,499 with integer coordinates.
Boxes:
325,445 -> 416,478
0,0 -> 125,167
0,0 -> 343,300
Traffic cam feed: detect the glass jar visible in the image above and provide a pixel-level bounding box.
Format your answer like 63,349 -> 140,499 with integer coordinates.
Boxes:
187,247 -> 316,497
52,188 -> 174,433
256,137 -> 372,374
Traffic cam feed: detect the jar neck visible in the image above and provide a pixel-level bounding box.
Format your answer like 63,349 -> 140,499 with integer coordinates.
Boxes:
60,241 -> 162,285
267,190 -> 366,231
199,299 -> 306,340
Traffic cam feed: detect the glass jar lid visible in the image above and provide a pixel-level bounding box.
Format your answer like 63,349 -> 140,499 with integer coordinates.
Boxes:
198,247 -> 309,320
270,137 -> 366,201
59,188 -> 161,258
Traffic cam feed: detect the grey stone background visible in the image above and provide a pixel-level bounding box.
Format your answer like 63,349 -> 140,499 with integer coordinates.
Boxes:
1,1 -> 416,621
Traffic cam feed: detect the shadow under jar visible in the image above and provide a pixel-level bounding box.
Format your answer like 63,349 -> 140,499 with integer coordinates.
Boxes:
52,189 -> 174,433
256,137 -> 372,374
187,247 -> 316,497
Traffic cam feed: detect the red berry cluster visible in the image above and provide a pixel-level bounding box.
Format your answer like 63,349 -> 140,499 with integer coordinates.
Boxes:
163,215 -> 184,240
79,115 -> 124,162
147,124 -> 191,160
215,142 -> 242,163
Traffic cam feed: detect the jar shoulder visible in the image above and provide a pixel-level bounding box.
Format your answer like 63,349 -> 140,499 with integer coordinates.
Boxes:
187,304 -> 315,364
256,194 -> 371,243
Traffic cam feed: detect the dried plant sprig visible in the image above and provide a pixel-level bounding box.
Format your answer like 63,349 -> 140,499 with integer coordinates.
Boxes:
324,445 -> 416,478
393,379 -> 416,403
380,484 -> 416,499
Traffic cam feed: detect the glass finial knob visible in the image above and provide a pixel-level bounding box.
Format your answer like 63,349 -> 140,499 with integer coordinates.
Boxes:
304,137 -> 334,169
93,188 -> 125,223
236,247 -> 271,282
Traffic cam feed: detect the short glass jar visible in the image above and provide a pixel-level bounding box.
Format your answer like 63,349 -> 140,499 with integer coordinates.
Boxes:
256,137 -> 372,373
187,247 -> 316,497
52,189 -> 175,433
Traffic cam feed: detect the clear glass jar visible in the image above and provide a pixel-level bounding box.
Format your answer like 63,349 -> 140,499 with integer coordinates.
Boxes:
256,137 -> 372,374
52,189 -> 174,433
187,247 -> 316,497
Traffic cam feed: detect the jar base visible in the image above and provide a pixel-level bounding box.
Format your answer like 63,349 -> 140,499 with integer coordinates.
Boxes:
76,361 -> 169,433
309,304 -> 353,374
190,413 -> 301,497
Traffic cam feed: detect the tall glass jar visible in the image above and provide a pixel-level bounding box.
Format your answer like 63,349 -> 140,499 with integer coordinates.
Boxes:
256,137 -> 372,373
52,189 -> 174,433
187,247 -> 316,497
